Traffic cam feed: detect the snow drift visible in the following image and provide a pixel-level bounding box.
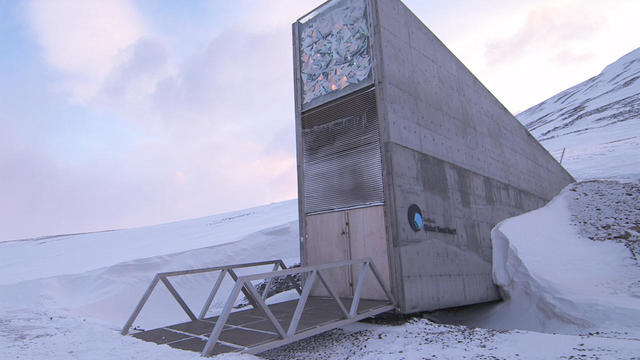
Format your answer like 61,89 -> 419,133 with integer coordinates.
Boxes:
0,200 -> 300,331
488,180 -> 640,335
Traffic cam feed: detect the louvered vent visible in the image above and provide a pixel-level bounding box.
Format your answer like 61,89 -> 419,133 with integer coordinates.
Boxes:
302,87 -> 383,214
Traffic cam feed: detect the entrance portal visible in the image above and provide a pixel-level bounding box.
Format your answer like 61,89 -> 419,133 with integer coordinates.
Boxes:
305,205 -> 390,300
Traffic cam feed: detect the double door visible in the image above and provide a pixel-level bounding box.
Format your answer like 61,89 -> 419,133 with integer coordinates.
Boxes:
304,205 -> 390,300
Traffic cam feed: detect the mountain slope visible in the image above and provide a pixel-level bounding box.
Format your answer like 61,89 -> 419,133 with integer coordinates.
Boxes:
517,48 -> 640,180
0,200 -> 298,286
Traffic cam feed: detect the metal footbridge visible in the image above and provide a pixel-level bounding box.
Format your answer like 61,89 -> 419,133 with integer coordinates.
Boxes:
121,258 -> 396,357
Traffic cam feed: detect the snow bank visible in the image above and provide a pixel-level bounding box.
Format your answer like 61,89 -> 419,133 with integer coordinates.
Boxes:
0,200 -> 298,286
491,181 -> 640,335
0,200 -> 299,331
0,200 -> 301,360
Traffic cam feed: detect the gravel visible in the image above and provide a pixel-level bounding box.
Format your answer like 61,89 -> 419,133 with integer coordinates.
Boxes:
567,180 -> 640,260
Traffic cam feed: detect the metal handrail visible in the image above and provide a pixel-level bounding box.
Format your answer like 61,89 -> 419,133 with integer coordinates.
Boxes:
121,258 -> 396,357
201,257 -> 396,357
121,259 -> 298,336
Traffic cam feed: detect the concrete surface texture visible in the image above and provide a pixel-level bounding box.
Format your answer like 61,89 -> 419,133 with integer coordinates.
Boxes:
371,0 -> 575,312
293,0 -> 574,315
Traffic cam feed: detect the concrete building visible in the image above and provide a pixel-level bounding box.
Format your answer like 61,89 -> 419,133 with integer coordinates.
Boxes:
292,0 -> 574,313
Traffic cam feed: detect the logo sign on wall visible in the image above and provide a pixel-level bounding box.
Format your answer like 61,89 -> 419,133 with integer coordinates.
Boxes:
407,204 -> 457,235
407,204 -> 423,232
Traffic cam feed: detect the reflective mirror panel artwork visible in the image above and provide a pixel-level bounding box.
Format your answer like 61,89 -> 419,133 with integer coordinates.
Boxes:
299,0 -> 372,105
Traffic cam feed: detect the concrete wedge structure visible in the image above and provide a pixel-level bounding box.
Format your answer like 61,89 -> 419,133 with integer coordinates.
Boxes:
293,0 -> 574,314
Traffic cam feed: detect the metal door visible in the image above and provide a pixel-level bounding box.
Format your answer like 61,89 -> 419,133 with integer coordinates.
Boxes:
305,211 -> 352,297
346,205 -> 390,300
305,205 -> 390,300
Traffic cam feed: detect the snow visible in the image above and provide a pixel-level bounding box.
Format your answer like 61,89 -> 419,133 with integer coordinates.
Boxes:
262,320 -> 640,360
4,300 -> 640,360
430,181 -> 640,340
490,181 -> 640,335
3,181 -> 640,359
532,121 -> 640,181
1,310 -> 202,360
0,200 -> 301,358
0,200 -> 298,286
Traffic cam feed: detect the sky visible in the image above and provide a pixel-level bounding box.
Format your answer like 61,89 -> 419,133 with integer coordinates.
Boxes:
1,0 -> 638,242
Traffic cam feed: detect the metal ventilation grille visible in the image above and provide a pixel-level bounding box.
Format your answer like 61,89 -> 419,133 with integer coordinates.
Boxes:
302,88 -> 383,214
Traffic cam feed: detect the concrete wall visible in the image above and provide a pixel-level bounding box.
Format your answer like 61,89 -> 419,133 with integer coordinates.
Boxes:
371,0 -> 574,312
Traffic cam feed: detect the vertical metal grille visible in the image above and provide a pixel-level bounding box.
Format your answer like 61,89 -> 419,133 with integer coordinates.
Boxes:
302,88 -> 383,214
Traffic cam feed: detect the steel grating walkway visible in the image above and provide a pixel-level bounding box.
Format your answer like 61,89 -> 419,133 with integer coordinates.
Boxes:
122,259 -> 396,356
131,296 -> 392,355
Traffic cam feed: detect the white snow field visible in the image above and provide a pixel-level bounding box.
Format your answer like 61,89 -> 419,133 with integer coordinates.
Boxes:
2,181 -> 640,359
0,201 -> 301,359
2,51 -> 639,360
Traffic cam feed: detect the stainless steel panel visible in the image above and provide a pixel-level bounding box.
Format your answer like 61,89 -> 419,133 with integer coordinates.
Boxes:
305,211 -> 352,297
302,88 -> 383,214
347,205 -> 390,300
305,205 -> 390,300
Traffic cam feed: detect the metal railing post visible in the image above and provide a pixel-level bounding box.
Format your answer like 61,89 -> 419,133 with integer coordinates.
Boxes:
316,270 -> 349,318
228,269 -> 259,309
160,276 -> 197,321
349,261 -> 369,318
276,260 -> 302,294
121,274 -> 160,335
198,269 -> 227,319
122,260 -> 287,338
244,282 -> 287,338
202,281 -> 243,357
287,270 -> 316,336
261,263 -> 280,300
367,258 -> 396,304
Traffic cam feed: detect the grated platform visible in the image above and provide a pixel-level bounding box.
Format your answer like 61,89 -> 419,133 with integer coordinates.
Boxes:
131,296 -> 390,355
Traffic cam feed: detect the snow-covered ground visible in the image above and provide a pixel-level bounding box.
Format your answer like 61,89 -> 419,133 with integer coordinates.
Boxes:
262,320 -> 640,360
2,180 -> 639,359
0,201 -> 301,359
2,47 -> 639,360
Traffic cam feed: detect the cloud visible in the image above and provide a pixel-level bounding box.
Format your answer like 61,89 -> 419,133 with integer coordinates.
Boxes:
1,1 -> 308,241
135,26 -> 301,210
484,2 -> 603,68
466,0 -> 640,113
102,38 -> 170,99
98,37 -> 173,118
25,0 -> 146,101
232,0 -> 325,34
8,0 -> 639,242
